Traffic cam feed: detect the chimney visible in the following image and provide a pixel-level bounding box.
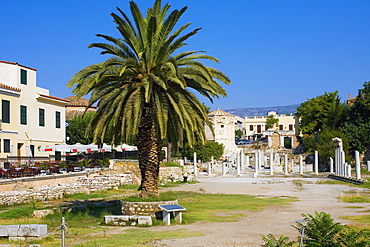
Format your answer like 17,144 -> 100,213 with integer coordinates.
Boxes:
348,93 -> 352,99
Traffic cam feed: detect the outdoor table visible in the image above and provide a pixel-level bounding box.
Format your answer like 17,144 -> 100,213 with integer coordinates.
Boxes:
158,204 -> 186,225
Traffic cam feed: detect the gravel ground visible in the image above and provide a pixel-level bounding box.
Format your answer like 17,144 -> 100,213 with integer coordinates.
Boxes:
150,174 -> 370,247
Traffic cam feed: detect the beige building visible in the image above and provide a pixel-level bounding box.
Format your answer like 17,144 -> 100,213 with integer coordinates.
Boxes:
205,109 -> 237,157
244,111 -> 300,149
0,61 -> 69,166
244,111 -> 299,139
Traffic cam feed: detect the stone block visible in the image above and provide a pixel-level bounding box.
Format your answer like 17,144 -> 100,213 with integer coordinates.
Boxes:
33,210 -> 54,218
0,224 -> 47,237
137,216 -> 152,226
104,215 -> 130,224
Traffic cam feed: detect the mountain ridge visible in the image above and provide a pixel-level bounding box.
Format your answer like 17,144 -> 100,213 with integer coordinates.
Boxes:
224,104 -> 300,118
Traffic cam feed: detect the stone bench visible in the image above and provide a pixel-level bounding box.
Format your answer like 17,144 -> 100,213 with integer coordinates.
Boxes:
104,215 -> 152,226
0,224 -> 47,240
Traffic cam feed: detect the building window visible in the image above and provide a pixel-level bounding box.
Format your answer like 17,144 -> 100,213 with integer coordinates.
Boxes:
20,69 -> 27,85
39,108 -> 45,126
1,100 -> 10,123
257,125 -> 262,133
220,125 -> 224,128
265,125 -> 268,131
55,111 -> 61,128
3,139 -> 10,153
249,125 -> 254,131
20,105 -> 27,125
279,124 -> 283,130
289,124 -> 293,131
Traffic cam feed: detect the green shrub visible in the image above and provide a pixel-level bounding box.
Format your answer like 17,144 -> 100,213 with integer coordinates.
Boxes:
0,206 -> 34,219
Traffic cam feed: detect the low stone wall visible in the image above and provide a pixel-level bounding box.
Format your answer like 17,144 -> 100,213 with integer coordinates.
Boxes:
0,174 -> 133,206
159,167 -> 183,183
104,215 -> 152,226
121,200 -> 178,217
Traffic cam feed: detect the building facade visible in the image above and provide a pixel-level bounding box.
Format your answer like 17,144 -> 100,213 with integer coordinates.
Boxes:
0,61 -> 69,166
205,109 -> 237,158
244,111 -> 299,139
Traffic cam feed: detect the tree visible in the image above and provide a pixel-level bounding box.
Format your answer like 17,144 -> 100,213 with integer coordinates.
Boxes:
296,91 -> 344,135
181,141 -> 224,162
302,128 -> 349,167
341,81 -> 370,154
66,112 -> 95,144
67,0 -> 231,197
235,129 -> 243,139
265,115 -> 279,130
294,212 -> 343,247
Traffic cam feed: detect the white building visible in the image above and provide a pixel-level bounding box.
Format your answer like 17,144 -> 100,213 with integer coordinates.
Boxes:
0,61 -> 69,166
244,111 -> 299,139
205,109 -> 237,158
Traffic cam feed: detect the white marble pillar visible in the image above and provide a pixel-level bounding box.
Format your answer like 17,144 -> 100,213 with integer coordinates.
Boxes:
241,152 -> 245,170
222,162 -> 226,176
367,160 -> 370,172
346,163 -> 351,177
236,162 -> 240,176
291,158 -> 294,172
246,155 -> 250,167
341,149 -> 345,176
193,152 -> 197,178
280,136 -> 285,147
254,152 -> 259,171
355,151 -> 361,180
329,157 -> 333,174
284,154 -> 288,175
269,152 -> 274,175
179,159 -> 184,166
208,162 -> 212,176
299,155 -> 303,175
314,151 -> 319,175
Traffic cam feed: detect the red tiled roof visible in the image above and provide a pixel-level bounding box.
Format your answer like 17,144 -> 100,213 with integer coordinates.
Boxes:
0,83 -> 21,92
39,94 -> 70,103
0,60 -> 37,71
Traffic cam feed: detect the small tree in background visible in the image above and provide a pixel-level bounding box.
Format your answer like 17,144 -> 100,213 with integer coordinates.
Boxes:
265,115 -> 279,130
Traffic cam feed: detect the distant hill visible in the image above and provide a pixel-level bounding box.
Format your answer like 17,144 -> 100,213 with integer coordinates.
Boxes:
225,104 -> 300,118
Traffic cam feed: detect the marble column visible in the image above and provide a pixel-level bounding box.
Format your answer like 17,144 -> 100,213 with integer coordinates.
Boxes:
299,155 -> 303,175
355,151 -> 361,180
269,152 -> 274,176
284,154 -> 288,175
314,151 -> 319,175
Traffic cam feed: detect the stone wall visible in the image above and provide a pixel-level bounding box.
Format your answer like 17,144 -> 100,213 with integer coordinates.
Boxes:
0,174 -> 133,206
121,200 -> 178,217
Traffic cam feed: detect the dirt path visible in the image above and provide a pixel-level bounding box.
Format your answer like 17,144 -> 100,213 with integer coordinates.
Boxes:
149,175 -> 370,247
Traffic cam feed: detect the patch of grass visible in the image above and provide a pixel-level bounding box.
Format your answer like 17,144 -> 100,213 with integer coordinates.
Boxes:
160,162 -> 183,167
293,180 -> 304,190
345,206 -> 365,209
123,191 -> 177,202
316,180 -> 349,185
63,193 -> 110,201
341,214 -> 370,227
71,228 -> 203,247
159,181 -> 184,188
0,205 -> 34,219
338,195 -> 370,203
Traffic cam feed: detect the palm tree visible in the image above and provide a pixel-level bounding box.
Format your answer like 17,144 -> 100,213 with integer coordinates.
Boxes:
67,0 -> 231,197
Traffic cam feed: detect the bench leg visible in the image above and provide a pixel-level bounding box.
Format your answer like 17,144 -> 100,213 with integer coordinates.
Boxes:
163,211 -> 170,225
174,211 -> 182,223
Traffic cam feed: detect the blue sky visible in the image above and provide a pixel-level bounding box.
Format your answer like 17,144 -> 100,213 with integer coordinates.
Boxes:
1,0 -> 370,111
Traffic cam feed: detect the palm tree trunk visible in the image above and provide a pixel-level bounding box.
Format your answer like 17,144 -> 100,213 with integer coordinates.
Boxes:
137,106 -> 161,198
